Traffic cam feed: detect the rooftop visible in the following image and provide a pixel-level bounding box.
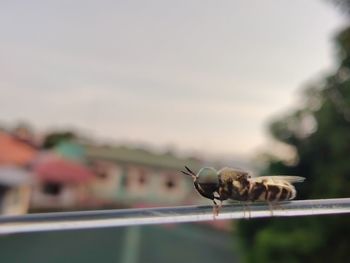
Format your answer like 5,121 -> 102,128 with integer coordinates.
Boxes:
84,144 -> 202,171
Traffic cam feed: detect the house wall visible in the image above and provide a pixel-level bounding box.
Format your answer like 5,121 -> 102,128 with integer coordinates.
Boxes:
89,160 -> 198,207
2,186 -> 31,215
30,182 -> 80,209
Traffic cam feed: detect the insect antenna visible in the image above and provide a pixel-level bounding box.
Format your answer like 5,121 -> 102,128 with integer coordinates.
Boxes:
181,170 -> 191,176
185,166 -> 196,176
182,166 -> 197,180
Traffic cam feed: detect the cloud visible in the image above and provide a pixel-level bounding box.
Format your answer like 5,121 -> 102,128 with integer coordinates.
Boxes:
0,0 -> 345,157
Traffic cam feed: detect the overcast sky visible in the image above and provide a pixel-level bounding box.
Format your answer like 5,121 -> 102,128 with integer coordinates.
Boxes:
0,0 -> 346,158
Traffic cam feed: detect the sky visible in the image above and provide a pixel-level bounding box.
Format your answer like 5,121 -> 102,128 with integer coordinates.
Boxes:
0,0 -> 346,159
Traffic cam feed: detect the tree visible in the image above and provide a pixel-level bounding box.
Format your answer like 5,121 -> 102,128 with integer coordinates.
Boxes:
237,6 -> 350,263
42,131 -> 76,149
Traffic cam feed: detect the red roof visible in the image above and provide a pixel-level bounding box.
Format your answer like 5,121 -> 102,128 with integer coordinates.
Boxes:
34,155 -> 94,184
0,132 -> 37,166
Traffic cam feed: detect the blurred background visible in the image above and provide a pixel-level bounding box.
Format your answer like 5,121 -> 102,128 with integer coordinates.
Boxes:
0,0 -> 349,262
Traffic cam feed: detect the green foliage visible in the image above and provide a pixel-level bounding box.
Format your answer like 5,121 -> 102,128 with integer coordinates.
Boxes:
237,22 -> 350,263
42,131 -> 76,149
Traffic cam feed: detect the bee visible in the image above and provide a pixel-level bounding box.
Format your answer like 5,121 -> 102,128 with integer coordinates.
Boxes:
181,166 -> 305,217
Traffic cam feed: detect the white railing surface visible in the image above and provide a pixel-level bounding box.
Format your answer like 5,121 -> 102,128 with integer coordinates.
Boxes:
0,198 -> 349,234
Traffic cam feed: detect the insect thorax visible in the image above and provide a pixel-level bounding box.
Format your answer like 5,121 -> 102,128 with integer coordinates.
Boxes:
218,174 -> 251,201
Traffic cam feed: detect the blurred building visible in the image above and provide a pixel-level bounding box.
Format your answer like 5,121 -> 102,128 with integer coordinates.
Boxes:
0,132 -> 36,215
0,166 -> 32,215
0,131 -> 37,167
0,128 -> 210,213
84,144 -> 204,207
30,152 -> 95,211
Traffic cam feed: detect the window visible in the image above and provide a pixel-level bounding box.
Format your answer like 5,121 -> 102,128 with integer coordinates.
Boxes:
165,177 -> 176,189
42,182 -> 63,196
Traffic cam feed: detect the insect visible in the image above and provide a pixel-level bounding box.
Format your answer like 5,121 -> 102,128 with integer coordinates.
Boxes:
181,166 -> 305,217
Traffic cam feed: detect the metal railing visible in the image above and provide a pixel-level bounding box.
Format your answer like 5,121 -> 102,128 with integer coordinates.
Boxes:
1,197 -> 350,234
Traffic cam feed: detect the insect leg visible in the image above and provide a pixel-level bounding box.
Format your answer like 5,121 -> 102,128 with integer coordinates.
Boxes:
212,199 -> 219,218
240,202 -> 251,219
239,202 -> 245,218
245,201 -> 252,219
268,202 -> 274,216
216,200 -> 223,216
274,201 -> 284,210
212,198 -> 225,218
269,201 -> 284,216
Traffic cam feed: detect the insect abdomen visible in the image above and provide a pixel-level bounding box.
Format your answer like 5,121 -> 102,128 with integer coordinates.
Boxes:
249,182 -> 296,202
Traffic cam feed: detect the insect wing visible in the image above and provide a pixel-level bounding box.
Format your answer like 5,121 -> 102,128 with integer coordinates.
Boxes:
251,175 -> 305,184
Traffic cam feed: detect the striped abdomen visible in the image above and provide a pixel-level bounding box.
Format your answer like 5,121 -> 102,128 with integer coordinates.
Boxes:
248,181 -> 296,202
